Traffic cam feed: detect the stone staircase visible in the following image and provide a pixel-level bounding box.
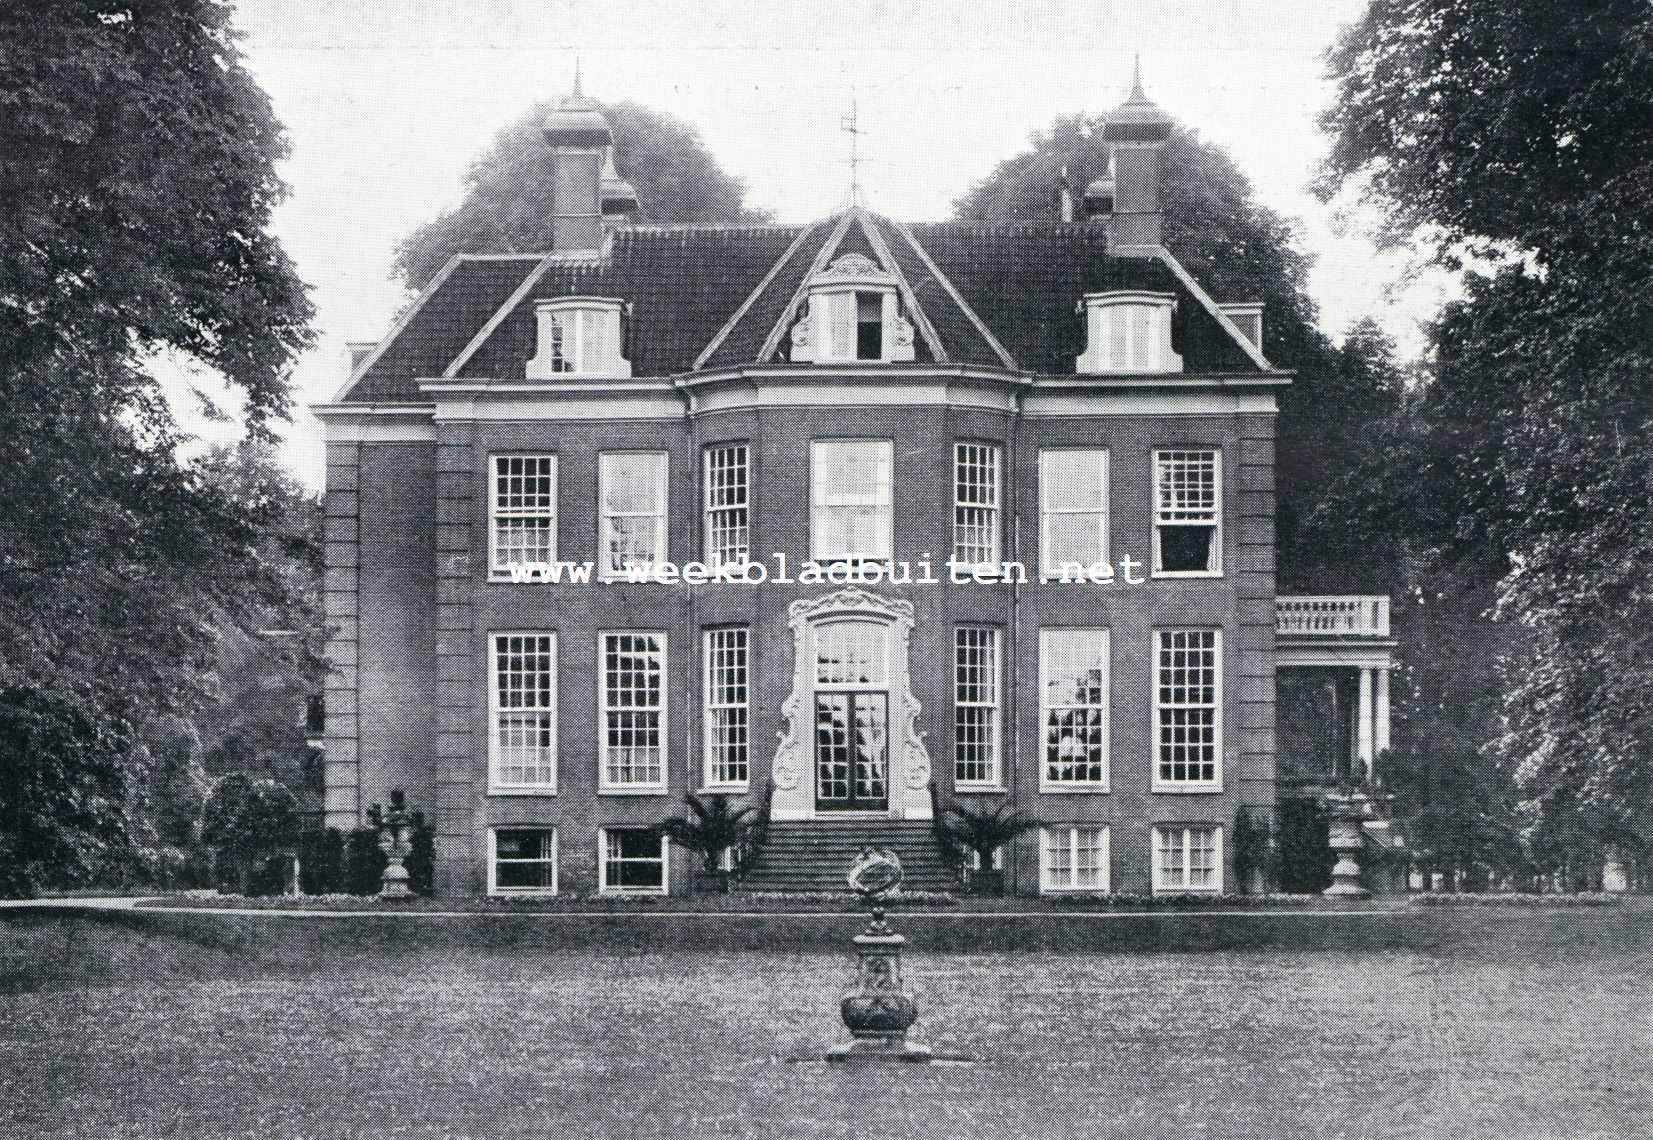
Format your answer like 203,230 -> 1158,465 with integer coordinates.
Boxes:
740,818 -> 960,893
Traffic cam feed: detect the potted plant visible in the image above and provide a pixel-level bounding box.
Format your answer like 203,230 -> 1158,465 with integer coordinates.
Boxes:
661,791 -> 757,894
933,801 -> 1041,895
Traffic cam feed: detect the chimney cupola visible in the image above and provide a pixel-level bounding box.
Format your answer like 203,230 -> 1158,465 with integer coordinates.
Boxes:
1101,58 -> 1172,250
541,62 -> 610,254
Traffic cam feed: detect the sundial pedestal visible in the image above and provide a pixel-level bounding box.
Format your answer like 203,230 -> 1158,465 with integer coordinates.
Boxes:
827,906 -> 933,1064
827,856 -> 935,1065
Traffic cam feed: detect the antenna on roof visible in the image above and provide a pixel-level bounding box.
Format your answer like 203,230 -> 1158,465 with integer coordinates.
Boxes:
572,53 -> 584,98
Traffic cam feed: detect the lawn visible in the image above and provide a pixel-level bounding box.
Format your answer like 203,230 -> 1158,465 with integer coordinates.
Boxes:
0,905 -> 1648,1139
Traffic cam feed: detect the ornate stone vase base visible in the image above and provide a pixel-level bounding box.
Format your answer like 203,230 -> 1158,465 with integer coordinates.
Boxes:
825,1037 -> 934,1064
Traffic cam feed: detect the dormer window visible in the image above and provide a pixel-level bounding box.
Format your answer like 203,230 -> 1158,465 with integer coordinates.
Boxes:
1076,291 -> 1182,374
789,253 -> 916,364
527,297 -> 631,378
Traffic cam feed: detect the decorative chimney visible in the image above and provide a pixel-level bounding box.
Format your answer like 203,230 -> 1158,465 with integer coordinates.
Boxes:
540,63 -> 611,254
1082,166 -> 1115,222
600,145 -> 641,225
1101,59 -> 1173,251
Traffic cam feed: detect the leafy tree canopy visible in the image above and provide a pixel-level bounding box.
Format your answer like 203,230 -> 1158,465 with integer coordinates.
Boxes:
0,2 -> 312,895
1319,0 -> 1653,264
1321,0 -> 1653,867
394,100 -> 772,288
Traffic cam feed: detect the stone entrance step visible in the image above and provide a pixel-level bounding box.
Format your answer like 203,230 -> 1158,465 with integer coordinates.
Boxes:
741,819 -> 958,893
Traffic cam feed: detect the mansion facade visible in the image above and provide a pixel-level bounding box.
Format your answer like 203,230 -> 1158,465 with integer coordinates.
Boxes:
318,76 -> 1394,897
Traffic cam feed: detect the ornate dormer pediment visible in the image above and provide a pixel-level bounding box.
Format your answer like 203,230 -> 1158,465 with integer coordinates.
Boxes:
789,251 -> 915,365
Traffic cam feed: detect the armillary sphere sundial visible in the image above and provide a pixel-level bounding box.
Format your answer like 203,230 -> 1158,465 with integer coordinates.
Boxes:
825,846 -> 933,1064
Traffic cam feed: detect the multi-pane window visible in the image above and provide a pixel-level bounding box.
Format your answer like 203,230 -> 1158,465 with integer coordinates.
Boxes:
489,455 -> 556,574
1040,826 -> 1110,893
810,440 -> 893,561
1154,449 -> 1221,575
600,452 -> 667,575
490,828 -> 557,894
600,632 -> 666,791
703,628 -> 749,789
527,299 -> 629,378
1040,449 -> 1108,575
954,627 -> 1000,787
813,620 -> 891,811
1154,825 -> 1222,893
1155,629 -> 1222,788
704,443 -> 750,566
1040,629 -> 1110,788
489,633 -> 556,792
953,442 -> 1001,566
600,828 -> 668,894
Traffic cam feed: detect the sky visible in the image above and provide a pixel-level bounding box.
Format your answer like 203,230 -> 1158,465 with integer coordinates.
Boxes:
223,0 -> 1452,486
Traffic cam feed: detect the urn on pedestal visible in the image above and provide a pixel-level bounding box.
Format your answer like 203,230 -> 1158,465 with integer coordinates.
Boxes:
367,789 -> 417,901
1322,786 -> 1373,899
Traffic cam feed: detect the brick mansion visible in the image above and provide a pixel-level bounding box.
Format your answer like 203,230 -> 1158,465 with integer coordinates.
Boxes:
316,73 -> 1396,897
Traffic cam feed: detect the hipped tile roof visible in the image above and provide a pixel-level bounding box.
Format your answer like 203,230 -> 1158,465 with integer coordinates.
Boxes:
333,209 -> 1266,404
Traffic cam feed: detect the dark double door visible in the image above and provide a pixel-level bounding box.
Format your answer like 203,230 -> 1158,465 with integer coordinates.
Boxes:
814,691 -> 888,811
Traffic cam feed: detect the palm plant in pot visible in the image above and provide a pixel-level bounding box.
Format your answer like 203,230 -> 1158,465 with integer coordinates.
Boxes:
933,800 -> 1041,895
661,791 -> 758,894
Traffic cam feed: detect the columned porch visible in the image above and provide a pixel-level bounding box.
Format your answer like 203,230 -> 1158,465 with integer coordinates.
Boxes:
1275,597 -> 1396,784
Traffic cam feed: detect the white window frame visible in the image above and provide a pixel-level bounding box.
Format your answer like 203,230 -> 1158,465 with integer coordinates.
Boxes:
809,439 -> 894,563
1039,628 -> 1111,792
487,631 -> 557,795
1039,825 -> 1111,894
702,626 -> 750,791
1076,292 -> 1182,374
1152,628 -> 1224,792
488,454 -> 557,579
599,630 -> 668,794
487,827 -> 558,896
1039,448 -> 1109,579
599,451 -> 668,578
703,442 -> 750,566
526,296 -> 631,378
1153,449 -> 1222,578
954,625 -> 1001,790
953,441 -> 1002,568
598,827 -> 670,895
1152,824 -> 1224,894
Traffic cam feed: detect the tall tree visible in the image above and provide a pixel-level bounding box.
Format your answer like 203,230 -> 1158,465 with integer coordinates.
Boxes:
0,2 -> 312,895
394,101 -> 771,289
1321,0 -> 1653,874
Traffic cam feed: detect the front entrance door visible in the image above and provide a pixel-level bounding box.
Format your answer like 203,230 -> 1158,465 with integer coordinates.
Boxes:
815,692 -> 888,810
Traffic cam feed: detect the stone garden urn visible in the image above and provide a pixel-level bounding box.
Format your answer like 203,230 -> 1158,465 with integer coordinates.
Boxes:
827,847 -> 932,1064
1322,787 -> 1372,899
368,789 -> 416,901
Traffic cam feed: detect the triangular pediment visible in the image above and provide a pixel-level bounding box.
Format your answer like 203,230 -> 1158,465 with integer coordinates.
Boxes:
696,207 -> 1017,371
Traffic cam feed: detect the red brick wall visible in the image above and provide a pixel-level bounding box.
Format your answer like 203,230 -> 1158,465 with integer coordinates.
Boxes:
329,396 -> 1276,896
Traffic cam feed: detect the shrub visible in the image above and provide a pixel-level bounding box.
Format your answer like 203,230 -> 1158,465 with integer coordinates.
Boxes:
298,828 -> 344,895
200,773 -> 300,894
932,801 -> 1041,894
343,827 -> 387,896
660,792 -> 757,893
1410,892 -> 1621,907
407,821 -> 435,896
